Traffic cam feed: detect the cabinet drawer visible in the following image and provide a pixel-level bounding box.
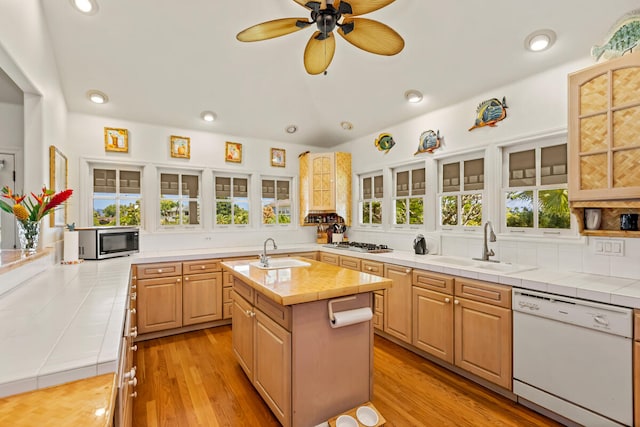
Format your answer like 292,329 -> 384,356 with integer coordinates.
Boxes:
255,292 -> 292,331
339,255 -> 361,271
294,251 -> 318,260
372,313 -> 383,330
320,253 -> 339,265
223,302 -> 232,319
233,278 -> 254,304
635,310 -> 640,341
223,286 -> 233,304
183,272 -> 222,283
183,259 -> 221,274
413,270 -> 454,295
362,260 -> 384,276
374,292 -> 384,315
454,278 -> 511,309
136,262 -> 182,279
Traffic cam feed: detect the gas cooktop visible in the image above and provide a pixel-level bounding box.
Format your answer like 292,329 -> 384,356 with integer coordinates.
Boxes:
323,242 -> 393,253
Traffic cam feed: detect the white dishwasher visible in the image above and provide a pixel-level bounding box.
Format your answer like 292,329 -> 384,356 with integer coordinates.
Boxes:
512,289 -> 632,427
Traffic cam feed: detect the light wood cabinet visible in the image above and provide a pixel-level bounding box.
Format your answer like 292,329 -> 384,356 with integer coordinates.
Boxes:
412,270 -> 455,364
299,152 -> 352,225
339,255 -> 361,271
568,51 -> 640,237
137,262 -> 183,334
453,278 -> 512,390
293,251 -> 318,260
361,260 -> 385,330
384,264 -> 413,344
319,252 -> 339,265
232,279 -> 292,427
183,272 -> 223,326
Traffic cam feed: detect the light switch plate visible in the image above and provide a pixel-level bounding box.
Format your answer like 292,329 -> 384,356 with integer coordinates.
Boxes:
593,239 -> 624,257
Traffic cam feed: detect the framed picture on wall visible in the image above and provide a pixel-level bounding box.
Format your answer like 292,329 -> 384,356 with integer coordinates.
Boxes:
170,135 -> 190,159
225,141 -> 242,163
271,148 -> 286,167
104,127 -> 129,152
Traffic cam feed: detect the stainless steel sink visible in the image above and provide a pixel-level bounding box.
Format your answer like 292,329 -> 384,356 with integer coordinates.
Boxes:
249,259 -> 311,270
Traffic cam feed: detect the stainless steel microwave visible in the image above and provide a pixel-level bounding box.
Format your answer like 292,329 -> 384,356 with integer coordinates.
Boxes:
78,226 -> 139,260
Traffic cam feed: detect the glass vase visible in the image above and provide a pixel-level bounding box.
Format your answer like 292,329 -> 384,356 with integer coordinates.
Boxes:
17,220 -> 41,253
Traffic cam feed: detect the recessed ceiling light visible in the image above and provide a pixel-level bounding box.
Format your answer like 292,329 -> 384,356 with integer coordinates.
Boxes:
70,0 -> 98,15
86,90 -> 108,104
201,111 -> 216,122
525,29 -> 556,52
285,125 -> 298,134
404,89 -> 423,104
340,121 -> 353,130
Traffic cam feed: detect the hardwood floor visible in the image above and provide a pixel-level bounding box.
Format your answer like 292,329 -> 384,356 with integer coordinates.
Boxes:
133,326 -> 559,426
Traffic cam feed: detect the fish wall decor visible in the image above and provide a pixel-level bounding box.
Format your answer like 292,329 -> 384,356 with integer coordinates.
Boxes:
415,130 -> 442,155
591,9 -> 640,61
468,96 -> 508,131
374,133 -> 396,154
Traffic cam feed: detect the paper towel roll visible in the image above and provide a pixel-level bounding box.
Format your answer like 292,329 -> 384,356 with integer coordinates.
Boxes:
330,307 -> 373,329
64,231 -> 79,262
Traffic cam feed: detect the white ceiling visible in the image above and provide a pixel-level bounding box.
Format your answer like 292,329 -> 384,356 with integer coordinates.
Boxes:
39,1 -> 639,148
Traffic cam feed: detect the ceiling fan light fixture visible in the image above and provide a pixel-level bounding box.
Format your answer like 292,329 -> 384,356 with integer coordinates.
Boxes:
70,0 -> 98,15
340,121 -> 353,130
405,90 -> 423,104
525,29 -> 556,52
87,90 -> 108,104
201,111 -> 217,122
285,125 -> 298,134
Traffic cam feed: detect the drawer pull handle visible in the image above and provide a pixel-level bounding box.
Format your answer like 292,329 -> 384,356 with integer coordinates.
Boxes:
128,377 -> 137,387
185,277 -> 189,281
123,367 -> 136,380
131,276 -> 137,280
130,391 -> 138,398
130,345 -> 138,352
444,298 -> 450,303
130,308 -> 136,315
131,326 -> 138,338
454,300 -> 460,305
131,284 -> 137,290
130,292 -> 137,301
157,269 -> 163,273
201,265 -> 206,269
177,278 -> 181,282
405,269 -> 411,274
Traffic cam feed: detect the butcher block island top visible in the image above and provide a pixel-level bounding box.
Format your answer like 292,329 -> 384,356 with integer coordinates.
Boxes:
221,257 -> 392,305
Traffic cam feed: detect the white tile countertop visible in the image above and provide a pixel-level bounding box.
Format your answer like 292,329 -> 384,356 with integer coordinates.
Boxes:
1,242 -> 640,399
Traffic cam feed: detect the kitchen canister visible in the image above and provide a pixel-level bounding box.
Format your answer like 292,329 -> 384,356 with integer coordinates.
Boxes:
584,208 -> 602,230
620,213 -> 639,231
63,230 -> 80,263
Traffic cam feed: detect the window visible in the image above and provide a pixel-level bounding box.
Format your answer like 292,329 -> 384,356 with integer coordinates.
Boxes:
359,172 -> 383,226
393,165 -> 425,226
160,172 -> 200,226
440,157 -> 484,229
261,178 -> 292,225
215,175 -> 249,226
503,143 -> 570,233
92,167 -> 141,227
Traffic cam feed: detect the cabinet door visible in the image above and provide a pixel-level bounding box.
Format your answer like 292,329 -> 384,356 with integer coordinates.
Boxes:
183,272 -> 223,326
569,52 -> 640,201
310,153 -> 336,211
339,255 -> 361,271
137,276 -> 182,334
454,297 -> 512,390
373,291 -> 384,331
412,287 -> 454,364
254,310 -> 292,427
383,264 -> 412,344
232,292 -> 255,380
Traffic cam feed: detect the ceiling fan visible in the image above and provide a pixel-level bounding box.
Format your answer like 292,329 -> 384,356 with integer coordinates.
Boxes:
236,0 -> 404,75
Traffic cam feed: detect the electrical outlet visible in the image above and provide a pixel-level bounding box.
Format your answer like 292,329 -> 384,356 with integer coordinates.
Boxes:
593,239 -> 624,256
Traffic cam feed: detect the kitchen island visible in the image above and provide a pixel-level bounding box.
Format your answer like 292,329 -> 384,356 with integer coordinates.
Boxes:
221,257 -> 392,427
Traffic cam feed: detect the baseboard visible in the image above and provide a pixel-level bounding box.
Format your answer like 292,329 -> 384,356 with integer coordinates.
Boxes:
135,318 -> 232,342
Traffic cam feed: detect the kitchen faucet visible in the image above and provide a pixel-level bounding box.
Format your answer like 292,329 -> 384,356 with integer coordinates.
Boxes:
474,221 -> 497,262
260,238 -> 277,267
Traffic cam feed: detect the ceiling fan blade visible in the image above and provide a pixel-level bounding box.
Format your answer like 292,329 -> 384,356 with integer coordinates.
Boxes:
337,18 -> 404,55
237,18 -> 310,42
338,0 -> 395,16
304,31 -> 336,74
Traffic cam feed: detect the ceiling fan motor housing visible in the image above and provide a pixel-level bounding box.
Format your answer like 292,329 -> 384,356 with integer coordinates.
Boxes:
313,6 -> 340,36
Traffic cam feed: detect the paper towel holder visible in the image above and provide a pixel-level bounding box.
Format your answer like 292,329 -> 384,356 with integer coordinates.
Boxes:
328,295 -> 356,323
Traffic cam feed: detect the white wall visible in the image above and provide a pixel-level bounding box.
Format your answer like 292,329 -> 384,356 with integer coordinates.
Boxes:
334,57 -> 640,280
67,112 -> 322,250
0,102 -> 23,150
0,0 -> 69,253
